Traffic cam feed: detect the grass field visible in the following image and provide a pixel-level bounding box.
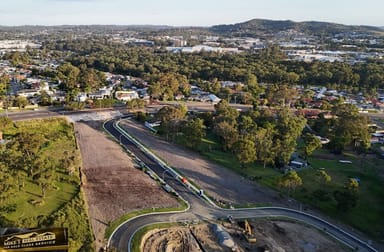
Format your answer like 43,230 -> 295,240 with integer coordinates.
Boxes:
4,179 -> 78,221
300,152 -> 384,240
0,118 -> 94,251
195,134 -> 384,241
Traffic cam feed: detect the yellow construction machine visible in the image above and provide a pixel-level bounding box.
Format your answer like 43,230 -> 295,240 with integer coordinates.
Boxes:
243,219 -> 257,243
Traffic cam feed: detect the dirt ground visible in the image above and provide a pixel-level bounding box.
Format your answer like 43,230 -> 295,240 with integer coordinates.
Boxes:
119,120 -> 297,208
74,121 -> 179,251
142,220 -> 348,252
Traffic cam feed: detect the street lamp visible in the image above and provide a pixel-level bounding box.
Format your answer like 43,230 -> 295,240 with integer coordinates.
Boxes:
162,169 -> 168,181
119,134 -> 123,145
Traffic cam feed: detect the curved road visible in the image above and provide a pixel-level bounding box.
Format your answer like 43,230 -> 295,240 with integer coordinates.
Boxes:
104,119 -> 378,252
5,107 -> 382,251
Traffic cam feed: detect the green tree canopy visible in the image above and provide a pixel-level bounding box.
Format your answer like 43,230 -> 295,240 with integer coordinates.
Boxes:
182,118 -> 206,149
213,121 -> 239,151
317,169 -> 332,184
279,170 -> 303,196
254,126 -> 276,168
214,100 -> 239,127
333,189 -> 358,212
0,74 -> 9,96
0,163 -> 14,203
274,108 -> 306,166
155,105 -> 187,140
303,133 -> 322,159
234,139 -> 256,167
15,96 -> 28,109
329,103 -> 370,153
57,62 -> 81,91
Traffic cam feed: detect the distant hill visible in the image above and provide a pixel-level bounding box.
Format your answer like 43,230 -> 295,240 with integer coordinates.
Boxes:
210,19 -> 384,37
1,19 -> 383,38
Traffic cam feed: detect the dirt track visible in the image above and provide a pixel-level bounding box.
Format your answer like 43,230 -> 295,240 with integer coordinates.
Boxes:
120,120 -> 293,207
75,121 -> 179,250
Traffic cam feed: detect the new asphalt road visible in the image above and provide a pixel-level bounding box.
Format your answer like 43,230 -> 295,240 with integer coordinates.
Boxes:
4,108 -> 381,251
104,119 -> 378,252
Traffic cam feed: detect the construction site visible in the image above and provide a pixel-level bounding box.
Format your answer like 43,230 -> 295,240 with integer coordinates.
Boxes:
141,218 -> 348,252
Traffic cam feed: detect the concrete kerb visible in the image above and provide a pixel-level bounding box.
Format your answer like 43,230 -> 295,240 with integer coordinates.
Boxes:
223,213 -> 356,251
107,209 -> 191,251
221,206 -> 378,252
103,120 -> 191,249
127,221 -> 188,252
105,119 -> 378,252
114,120 -> 218,207
104,120 -> 189,197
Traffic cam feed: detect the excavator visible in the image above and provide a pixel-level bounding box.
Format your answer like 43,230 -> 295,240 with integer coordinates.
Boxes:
243,219 -> 257,243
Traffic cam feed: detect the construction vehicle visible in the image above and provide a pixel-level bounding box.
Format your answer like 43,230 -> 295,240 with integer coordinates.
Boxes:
243,219 -> 257,243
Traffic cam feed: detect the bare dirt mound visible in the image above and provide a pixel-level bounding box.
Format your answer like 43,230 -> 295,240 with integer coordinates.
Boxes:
142,224 -> 227,252
228,219 -> 348,252
142,227 -> 202,252
142,220 -> 348,252
74,121 -> 179,250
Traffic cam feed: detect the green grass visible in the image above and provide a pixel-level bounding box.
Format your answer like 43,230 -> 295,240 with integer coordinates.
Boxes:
183,133 -> 384,241
5,179 -> 77,221
296,155 -> 384,240
202,149 -> 280,186
105,199 -> 188,239
1,118 -> 94,251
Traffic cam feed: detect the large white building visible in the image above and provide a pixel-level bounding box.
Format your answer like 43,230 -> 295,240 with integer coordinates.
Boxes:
0,40 -> 41,50
115,90 -> 139,101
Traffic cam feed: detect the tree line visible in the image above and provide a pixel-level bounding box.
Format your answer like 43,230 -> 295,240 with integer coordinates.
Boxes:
40,39 -> 384,94
154,100 -> 307,168
153,100 -> 370,168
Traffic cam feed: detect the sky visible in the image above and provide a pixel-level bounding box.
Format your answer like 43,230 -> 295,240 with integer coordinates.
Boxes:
0,0 -> 383,27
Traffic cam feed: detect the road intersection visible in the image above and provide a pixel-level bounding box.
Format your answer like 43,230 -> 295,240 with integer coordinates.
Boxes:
3,109 -> 380,252
104,119 -> 378,252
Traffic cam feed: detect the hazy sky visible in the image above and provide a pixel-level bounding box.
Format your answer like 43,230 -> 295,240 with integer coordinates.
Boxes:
0,0 -> 382,27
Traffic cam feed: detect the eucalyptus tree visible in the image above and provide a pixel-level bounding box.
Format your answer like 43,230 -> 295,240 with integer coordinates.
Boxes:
274,108 -> 306,166
279,170 -> 303,197
234,138 -> 256,168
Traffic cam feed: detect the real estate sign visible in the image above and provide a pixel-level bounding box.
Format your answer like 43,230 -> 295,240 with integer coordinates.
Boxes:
0,227 -> 68,252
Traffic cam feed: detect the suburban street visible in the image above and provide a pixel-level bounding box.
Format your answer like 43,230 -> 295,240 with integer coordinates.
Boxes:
104,119 -> 379,252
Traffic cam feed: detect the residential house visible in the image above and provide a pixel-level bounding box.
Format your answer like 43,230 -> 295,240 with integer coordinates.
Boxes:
115,90 -> 139,102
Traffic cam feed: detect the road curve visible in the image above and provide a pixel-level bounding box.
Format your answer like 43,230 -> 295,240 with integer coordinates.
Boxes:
104,119 -> 378,252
